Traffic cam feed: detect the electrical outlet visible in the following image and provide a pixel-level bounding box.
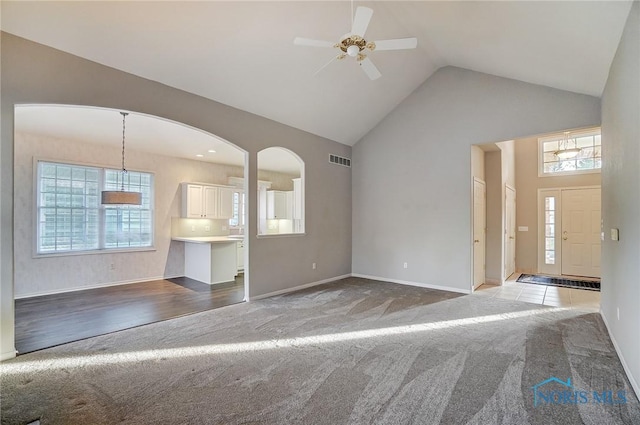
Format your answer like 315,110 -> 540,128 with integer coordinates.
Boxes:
312,263 -> 316,270
205,225 -> 210,231
403,262 -> 408,269
191,225 -> 196,232
109,263 -> 115,271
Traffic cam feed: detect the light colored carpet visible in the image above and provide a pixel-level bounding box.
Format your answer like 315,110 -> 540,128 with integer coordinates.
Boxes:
1,277 -> 638,424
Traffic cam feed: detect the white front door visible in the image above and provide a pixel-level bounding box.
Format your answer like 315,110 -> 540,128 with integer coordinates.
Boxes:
505,186 -> 516,279
473,179 -> 486,289
561,188 -> 601,277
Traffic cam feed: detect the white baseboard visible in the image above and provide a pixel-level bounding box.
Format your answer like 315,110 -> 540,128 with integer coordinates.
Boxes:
351,273 -> 471,295
600,309 -> 640,400
248,274 -> 352,301
15,275 -> 183,299
1,349 -> 17,362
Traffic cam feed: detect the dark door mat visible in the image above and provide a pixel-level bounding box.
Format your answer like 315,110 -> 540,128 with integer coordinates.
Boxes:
517,274 -> 600,291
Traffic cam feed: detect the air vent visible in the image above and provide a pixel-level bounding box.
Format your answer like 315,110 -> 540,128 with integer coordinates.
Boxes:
329,154 -> 351,167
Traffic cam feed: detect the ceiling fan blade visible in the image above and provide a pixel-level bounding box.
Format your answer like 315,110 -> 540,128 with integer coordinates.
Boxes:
293,37 -> 334,48
359,57 -> 381,80
313,55 -> 340,77
373,38 -> 418,51
351,6 -> 373,37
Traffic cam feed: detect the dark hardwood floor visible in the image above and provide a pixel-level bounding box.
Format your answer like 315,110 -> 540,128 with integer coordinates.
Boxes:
15,275 -> 245,354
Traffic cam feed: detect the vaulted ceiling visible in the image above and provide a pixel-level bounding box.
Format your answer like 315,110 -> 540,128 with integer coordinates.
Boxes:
1,1 -> 633,146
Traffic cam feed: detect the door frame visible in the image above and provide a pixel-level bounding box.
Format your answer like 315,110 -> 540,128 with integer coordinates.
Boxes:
537,185 -> 601,276
504,184 -> 516,280
472,177 -> 486,290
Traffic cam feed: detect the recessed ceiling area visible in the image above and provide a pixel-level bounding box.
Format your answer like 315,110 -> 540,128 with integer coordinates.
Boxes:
1,1 -> 633,145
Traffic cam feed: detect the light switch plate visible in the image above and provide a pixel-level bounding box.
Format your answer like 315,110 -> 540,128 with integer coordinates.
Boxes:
611,228 -> 619,241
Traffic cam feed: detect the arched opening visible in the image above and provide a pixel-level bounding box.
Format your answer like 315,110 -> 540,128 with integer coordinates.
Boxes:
13,104 -> 248,353
256,147 -> 305,236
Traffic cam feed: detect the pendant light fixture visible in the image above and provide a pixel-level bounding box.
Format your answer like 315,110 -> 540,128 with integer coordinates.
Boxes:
101,112 -> 142,205
554,131 -> 582,160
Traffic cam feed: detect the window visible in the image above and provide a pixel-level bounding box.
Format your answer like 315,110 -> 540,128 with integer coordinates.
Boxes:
37,161 -> 153,255
538,189 -> 560,276
539,129 -> 601,176
229,190 -> 245,228
544,196 -> 555,265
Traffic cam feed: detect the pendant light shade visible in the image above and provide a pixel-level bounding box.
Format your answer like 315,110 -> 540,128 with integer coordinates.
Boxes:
101,112 -> 142,205
554,148 -> 581,160
554,132 -> 582,160
101,190 -> 142,205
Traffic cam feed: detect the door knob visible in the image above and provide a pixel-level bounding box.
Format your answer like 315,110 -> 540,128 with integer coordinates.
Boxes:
474,239 -> 480,243
509,236 -> 515,240
562,231 -> 568,241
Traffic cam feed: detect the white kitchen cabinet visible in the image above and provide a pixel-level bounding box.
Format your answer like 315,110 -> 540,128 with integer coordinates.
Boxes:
181,183 -> 218,218
182,239 -> 238,284
181,183 -> 235,219
266,190 -> 292,219
184,184 -> 203,218
217,187 -> 235,220
202,186 -> 219,218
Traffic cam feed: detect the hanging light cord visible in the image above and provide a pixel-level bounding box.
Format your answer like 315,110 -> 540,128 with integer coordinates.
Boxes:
120,111 -> 129,191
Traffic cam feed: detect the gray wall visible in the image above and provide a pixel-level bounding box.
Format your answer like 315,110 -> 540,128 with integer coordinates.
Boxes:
352,66 -> 601,293
0,33 -> 352,359
600,2 -> 640,395
514,136 -> 601,274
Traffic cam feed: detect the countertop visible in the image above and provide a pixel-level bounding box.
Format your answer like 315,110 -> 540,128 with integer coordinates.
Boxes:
171,236 -> 243,244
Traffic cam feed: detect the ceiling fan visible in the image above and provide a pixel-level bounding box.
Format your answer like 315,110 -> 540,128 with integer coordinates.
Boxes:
294,6 -> 418,80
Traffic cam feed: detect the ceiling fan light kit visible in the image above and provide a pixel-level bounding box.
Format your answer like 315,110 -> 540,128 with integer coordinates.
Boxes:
293,6 -> 417,80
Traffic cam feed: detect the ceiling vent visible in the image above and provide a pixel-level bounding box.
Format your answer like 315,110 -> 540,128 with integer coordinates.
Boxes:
329,154 -> 351,168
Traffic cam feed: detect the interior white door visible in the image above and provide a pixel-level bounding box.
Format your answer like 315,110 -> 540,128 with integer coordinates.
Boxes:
505,186 -> 516,279
561,188 -> 601,277
473,179 -> 486,289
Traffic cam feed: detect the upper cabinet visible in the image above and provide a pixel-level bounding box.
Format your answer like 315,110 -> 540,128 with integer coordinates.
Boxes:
217,187 -> 235,219
267,190 -> 292,219
181,183 -> 234,219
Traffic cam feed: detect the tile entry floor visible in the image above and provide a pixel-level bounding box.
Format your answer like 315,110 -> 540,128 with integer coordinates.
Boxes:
475,273 -> 600,310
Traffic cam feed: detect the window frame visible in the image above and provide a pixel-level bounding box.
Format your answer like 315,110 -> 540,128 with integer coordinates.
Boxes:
537,128 -> 602,177
537,189 -> 561,276
33,158 -> 155,257
256,147 -> 305,237
229,189 -> 245,229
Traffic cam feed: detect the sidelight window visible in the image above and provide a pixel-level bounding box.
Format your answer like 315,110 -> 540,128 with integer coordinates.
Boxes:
544,196 -> 555,265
